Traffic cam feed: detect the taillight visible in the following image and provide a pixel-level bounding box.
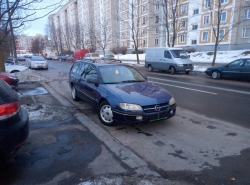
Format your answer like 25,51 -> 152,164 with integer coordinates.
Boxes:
0,102 -> 20,120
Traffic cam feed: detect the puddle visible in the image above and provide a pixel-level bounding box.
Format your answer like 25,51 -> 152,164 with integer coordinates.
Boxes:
19,87 -> 48,96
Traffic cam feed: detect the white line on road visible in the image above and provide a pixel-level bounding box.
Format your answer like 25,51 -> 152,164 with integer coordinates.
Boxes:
149,80 -> 217,95
149,77 -> 250,95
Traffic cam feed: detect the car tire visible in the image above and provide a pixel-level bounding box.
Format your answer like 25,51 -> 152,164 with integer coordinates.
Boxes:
186,71 -> 190,74
212,71 -> 220,79
71,86 -> 79,101
98,101 -> 114,126
148,65 -> 153,72
170,67 -> 175,75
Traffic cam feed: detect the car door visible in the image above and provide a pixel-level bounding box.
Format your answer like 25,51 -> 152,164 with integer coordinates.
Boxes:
240,59 -> 250,79
84,64 -> 100,108
222,59 -> 244,78
70,62 -> 82,92
77,62 -> 90,101
162,50 -> 172,70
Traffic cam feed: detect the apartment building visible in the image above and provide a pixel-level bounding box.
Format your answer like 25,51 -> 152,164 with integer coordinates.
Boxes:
48,0 -> 250,52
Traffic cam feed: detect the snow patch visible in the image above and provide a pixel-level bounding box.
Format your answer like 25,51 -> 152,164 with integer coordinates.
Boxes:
16,69 -> 52,83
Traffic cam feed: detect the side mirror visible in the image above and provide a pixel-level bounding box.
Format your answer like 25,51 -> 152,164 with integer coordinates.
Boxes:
87,78 -> 98,84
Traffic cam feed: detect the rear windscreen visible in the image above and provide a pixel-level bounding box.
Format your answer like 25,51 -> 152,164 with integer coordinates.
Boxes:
0,80 -> 17,105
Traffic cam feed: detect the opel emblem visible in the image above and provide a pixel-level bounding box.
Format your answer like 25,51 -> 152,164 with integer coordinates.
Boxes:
155,105 -> 161,111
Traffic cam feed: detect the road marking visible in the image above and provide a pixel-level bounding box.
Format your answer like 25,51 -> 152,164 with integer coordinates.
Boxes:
148,77 -> 250,95
149,81 -> 217,95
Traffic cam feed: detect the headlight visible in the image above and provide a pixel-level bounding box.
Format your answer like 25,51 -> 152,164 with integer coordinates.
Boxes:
178,64 -> 183,67
169,97 -> 175,106
119,103 -> 142,111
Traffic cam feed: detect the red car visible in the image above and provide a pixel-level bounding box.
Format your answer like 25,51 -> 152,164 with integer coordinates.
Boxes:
0,72 -> 19,87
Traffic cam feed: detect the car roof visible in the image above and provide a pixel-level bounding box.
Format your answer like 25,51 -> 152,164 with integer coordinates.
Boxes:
76,59 -> 123,67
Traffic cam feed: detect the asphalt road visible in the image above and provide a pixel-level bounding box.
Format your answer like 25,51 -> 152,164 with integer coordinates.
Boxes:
36,60 -> 250,185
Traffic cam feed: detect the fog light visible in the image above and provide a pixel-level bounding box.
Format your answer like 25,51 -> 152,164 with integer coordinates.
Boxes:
136,116 -> 143,120
170,110 -> 173,114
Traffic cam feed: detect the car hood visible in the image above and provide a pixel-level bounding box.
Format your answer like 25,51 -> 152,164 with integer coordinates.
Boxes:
0,72 -> 16,77
105,82 -> 173,106
206,65 -> 225,70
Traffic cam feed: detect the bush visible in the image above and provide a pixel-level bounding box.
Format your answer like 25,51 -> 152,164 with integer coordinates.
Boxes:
184,47 -> 196,53
207,52 -> 214,56
111,47 -> 119,55
119,46 -> 127,55
242,51 -> 250,55
132,50 -> 144,54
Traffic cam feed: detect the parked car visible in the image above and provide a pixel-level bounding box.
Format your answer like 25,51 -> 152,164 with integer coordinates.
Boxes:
5,56 -> 14,64
17,56 -> 26,61
84,53 -> 100,60
73,49 -> 89,61
100,55 -> 115,60
145,47 -> 194,74
205,58 -> 250,79
0,79 -> 29,159
0,72 -> 19,87
5,63 -> 28,73
29,55 -> 48,69
69,60 -> 176,126
65,55 -> 74,62
97,58 -> 122,64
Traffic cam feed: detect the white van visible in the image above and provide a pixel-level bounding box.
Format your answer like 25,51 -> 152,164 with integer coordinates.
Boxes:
84,53 -> 100,60
145,47 -> 194,74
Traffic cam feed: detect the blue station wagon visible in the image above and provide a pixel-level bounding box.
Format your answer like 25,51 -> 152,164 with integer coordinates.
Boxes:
69,60 -> 176,126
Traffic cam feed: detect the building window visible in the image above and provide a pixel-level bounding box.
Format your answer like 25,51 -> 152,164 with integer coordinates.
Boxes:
122,33 -> 125,39
142,17 -> 146,24
155,39 -> 159,45
242,28 -> 250,38
156,3 -> 159,10
126,11 -> 129,18
143,40 -> 146,46
219,29 -> 225,40
181,5 -> 187,14
155,27 -> 159,33
192,24 -> 198,30
180,35 -> 185,42
180,20 -> 186,28
205,0 -> 210,8
127,40 -> 130,47
143,28 -> 147,35
203,15 -> 210,25
202,32 -> 208,41
220,0 -> 228,3
170,22 -> 174,30
220,12 -> 226,22
155,16 -> 159,23
191,40 -> 197,44
170,8 -> 175,18
245,10 -> 250,19
193,9 -> 199,15
142,5 -> 146,12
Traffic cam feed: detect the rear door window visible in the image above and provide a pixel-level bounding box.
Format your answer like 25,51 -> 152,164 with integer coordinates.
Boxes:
85,64 -> 97,79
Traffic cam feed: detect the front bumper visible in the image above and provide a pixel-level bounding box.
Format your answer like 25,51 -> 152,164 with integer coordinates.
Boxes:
0,107 -> 29,158
112,104 -> 176,124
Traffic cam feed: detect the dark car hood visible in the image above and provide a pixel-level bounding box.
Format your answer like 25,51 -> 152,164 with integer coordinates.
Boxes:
206,65 -> 226,70
105,82 -> 172,106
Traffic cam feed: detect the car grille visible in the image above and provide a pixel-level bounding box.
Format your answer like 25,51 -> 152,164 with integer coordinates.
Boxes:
143,103 -> 169,113
183,64 -> 193,68
148,111 -> 168,121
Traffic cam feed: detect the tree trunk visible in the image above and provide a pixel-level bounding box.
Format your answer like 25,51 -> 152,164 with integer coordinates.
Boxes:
0,48 -> 6,72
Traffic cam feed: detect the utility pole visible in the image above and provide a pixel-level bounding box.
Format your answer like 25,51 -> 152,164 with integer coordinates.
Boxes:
6,0 -> 17,64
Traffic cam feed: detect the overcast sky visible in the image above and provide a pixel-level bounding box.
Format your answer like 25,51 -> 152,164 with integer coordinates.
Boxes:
23,0 -> 68,36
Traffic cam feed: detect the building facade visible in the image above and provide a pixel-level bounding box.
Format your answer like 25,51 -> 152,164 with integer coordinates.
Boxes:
48,0 -> 250,53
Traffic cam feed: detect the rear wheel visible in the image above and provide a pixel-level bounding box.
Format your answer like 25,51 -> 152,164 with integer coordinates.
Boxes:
170,67 -> 175,75
71,85 -> 79,101
212,71 -> 220,79
148,65 -> 153,72
186,71 -> 190,74
98,101 -> 114,126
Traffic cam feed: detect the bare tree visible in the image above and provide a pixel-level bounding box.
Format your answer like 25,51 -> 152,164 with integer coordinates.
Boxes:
0,0 -> 65,71
31,37 -> 45,55
203,0 -> 248,66
79,22 -> 87,49
95,19 -> 113,56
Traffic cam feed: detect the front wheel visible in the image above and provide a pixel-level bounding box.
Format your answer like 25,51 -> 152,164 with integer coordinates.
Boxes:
71,86 -> 79,101
98,101 -> 114,126
185,71 -> 190,74
211,71 -> 220,79
170,67 -> 175,75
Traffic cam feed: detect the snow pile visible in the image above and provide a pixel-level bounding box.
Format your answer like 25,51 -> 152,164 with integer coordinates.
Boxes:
115,50 -> 250,64
15,69 -> 52,83
22,104 -> 76,121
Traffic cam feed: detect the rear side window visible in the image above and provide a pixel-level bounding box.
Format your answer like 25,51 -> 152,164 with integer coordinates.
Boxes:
164,51 -> 171,59
71,63 -> 80,73
85,64 -> 97,79
77,63 -> 89,76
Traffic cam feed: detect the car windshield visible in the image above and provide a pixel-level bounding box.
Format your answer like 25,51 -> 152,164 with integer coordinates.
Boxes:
170,50 -> 189,59
31,56 -> 45,61
99,65 -> 146,84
